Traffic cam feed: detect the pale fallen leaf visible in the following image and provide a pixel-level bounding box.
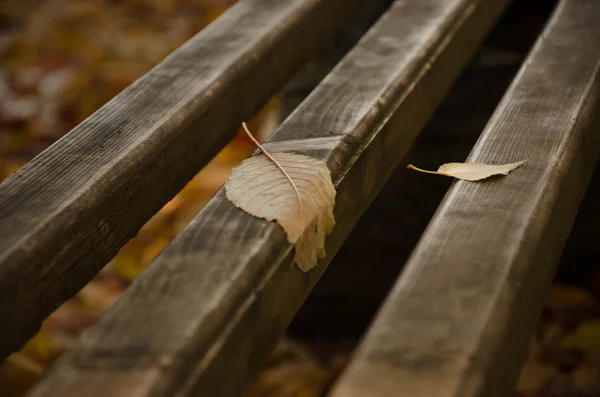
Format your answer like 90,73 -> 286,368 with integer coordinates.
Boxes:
407,160 -> 527,181
241,122 -> 303,227
225,152 -> 336,272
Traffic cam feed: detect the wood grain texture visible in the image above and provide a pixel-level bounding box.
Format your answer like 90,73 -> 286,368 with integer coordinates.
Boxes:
279,0 -> 394,119
0,0 -> 365,358
329,1 -> 600,396
289,0 -> 558,338
25,1 -> 510,396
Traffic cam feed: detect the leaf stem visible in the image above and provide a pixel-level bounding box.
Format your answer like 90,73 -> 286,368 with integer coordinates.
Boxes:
241,122 -> 304,229
407,164 -> 447,176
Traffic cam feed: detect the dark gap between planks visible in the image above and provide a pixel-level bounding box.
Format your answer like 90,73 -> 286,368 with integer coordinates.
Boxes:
288,0 -> 559,340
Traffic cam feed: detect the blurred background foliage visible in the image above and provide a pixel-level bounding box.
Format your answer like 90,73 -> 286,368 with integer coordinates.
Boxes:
1,1 -> 600,396
0,1 -> 281,395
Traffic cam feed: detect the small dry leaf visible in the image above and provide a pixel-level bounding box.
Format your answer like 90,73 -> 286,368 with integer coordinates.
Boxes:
407,160 -> 527,181
225,152 -> 336,272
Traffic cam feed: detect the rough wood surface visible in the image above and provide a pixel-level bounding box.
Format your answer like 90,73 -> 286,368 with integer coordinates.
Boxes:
24,1 -> 510,396
289,0 -> 558,338
0,0 -> 365,359
279,0 -> 394,119
329,0 -> 600,396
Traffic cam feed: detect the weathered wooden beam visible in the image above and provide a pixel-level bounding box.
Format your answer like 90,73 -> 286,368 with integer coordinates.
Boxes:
329,1 -> 600,396
24,1 -> 510,396
279,0 -> 394,120
0,0 -> 366,358
289,0 -> 558,339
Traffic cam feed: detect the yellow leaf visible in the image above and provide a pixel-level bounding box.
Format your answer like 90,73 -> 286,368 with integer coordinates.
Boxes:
19,328 -> 53,363
563,320 -> 600,352
140,237 -> 172,268
407,160 -> 527,181
225,152 -> 336,272
113,253 -> 143,282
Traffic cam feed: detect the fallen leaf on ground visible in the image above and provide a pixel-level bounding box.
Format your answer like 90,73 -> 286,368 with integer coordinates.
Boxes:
563,320 -> 600,353
225,152 -> 336,272
407,160 -> 526,181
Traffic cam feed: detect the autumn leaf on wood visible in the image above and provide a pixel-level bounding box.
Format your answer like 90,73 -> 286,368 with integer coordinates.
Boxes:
241,122 -> 304,227
225,125 -> 336,272
407,160 -> 527,181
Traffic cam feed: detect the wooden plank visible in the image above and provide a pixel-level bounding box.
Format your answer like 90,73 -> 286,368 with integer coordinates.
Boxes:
329,1 -> 600,396
279,0 -> 394,119
24,1 -> 510,396
0,0 -> 365,358
289,0 -> 558,339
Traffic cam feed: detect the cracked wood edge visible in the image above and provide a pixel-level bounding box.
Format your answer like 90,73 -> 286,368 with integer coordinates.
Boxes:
0,0 -> 365,358
25,0 -> 510,396
329,1 -> 600,396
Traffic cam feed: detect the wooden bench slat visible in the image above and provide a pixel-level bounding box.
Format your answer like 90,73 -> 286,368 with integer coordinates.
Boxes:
0,0 -> 365,358
24,1 -> 510,396
329,1 -> 600,396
